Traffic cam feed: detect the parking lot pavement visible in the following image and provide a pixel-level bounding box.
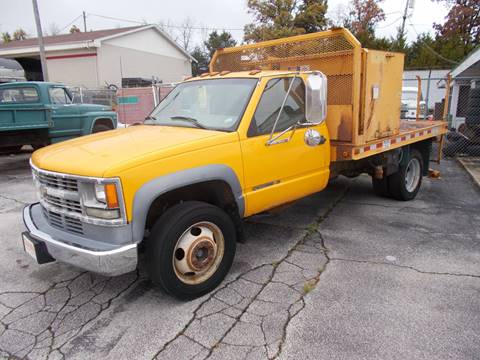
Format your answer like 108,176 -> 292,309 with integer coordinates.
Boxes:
0,151 -> 479,359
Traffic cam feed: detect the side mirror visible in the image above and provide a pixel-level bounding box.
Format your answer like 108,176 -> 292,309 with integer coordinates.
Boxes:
305,72 -> 327,124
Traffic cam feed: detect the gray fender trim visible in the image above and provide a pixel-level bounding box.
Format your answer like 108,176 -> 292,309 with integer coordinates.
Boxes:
131,164 -> 244,243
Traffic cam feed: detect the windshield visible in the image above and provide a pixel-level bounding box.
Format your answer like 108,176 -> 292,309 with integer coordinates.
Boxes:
145,78 -> 257,131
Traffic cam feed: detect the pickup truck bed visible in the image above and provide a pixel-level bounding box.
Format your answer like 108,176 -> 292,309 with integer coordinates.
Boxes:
331,120 -> 447,161
0,106 -> 50,132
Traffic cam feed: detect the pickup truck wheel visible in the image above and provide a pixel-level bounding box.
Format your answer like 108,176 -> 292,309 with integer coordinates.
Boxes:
372,176 -> 390,197
388,149 -> 423,201
92,123 -> 112,133
146,201 -> 236,300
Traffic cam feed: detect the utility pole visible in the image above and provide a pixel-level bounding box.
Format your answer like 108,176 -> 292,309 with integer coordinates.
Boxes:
399,0 -> 410,40
83,11 -> 87,32
32,0 -> 49,81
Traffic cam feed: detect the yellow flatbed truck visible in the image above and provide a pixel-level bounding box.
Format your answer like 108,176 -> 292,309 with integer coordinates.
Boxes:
22,29 -> 447,299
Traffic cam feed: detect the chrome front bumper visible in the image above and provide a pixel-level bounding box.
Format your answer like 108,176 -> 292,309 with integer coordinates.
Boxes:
23,204 -> 138,276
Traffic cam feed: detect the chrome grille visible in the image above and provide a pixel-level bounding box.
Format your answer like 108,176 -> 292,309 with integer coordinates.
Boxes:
35,170 -> 78,192
44,193 -> 82,214
33,167 -> 85,234
43,208 -> 84,235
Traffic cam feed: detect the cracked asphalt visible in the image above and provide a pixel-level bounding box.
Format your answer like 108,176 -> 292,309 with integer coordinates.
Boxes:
1,150 -> 479,360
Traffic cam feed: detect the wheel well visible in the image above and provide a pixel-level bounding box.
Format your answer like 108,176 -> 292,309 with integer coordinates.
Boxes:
93,118 -> 114,130
144,180 -> 242,238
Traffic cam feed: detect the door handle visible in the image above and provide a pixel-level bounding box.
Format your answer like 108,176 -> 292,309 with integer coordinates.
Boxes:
304,129 -> 326,146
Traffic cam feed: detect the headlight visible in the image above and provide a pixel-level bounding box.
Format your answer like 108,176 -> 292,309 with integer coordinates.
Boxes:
81,181 -> 123,220
95,183 -> 107,203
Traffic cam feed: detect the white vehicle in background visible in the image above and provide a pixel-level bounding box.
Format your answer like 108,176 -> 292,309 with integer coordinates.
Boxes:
401,86 -> 426,120
0,58 -> 26,83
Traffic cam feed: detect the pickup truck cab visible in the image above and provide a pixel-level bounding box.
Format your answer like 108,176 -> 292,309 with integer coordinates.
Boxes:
21,29 -> 447,299
0,81 -> 117,152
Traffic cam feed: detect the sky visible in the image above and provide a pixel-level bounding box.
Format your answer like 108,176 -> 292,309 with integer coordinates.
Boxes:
0,0 -> 450,48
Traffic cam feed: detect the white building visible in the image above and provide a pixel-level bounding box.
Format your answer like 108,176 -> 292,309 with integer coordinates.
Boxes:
402,69 -> 450,110
449,48 -> 480,129
0,25 -> 195,88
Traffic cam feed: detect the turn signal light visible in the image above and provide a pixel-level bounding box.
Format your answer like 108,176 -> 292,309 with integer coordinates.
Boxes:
105,183 -> 119,208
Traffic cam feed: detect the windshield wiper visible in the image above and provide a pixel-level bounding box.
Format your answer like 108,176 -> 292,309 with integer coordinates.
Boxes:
170,116 -> 207,129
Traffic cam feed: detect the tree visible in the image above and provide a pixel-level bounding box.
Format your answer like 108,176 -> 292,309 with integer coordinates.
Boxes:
158,19 -> 178,41
204,31 -> 237,58
342,0 -> 385,47
190,46 -> 209,75
1,32 -> 12,43
179,18 -> 195,52
69,25 -> 81,34
243,0 -> 328,42
434,0 -> 479,49
12,28 -> 28,41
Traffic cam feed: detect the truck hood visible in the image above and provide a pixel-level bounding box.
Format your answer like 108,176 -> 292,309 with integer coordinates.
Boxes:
31,125 -> 236,177
75,103 -> 111,112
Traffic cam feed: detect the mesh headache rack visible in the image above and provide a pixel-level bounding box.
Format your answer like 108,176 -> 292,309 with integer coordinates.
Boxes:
210,28 -> 410,151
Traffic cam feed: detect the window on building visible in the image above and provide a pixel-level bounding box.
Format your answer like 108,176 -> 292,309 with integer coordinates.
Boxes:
248,77 -> 305,137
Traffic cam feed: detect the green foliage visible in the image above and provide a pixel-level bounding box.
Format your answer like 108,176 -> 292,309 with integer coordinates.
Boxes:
204,31 -> 237,58
190,46 -> 210,75
241,0 -> 477,70
244,0 -> 328,42
69,25 -> 81,34
1,32 -> 12,43
12,28 -> 27,41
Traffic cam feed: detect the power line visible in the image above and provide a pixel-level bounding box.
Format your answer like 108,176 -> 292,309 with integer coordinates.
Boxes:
377,16 -> 403,29
58,14 -> 83,33
87,13 -> 245,32
408,20 -> 459,64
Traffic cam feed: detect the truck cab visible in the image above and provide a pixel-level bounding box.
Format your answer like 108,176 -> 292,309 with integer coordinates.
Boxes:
0,81 -> 117,152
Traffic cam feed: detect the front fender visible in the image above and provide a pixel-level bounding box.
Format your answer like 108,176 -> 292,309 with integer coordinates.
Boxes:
81,111 -> 117,134
131,164 -> 244,243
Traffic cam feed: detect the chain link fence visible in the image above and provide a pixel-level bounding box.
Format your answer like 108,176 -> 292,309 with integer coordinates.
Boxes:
68,87 -> 117,108
443,78 -> 480,158
116,84 -> 175,125
67,84 -> 176,126
403,71 -> 480,158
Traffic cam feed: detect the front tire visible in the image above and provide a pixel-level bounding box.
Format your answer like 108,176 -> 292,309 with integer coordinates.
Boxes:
146,201 -> 236,300
388,149 -> 423,201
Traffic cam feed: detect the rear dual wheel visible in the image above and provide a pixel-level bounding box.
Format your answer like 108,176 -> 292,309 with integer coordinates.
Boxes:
372,149 -> 423,201
146,201 -> 236,300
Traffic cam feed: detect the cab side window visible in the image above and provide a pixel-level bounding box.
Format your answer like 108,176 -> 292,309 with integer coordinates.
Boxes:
49,87 -> 72,105
248,77 -> 305,137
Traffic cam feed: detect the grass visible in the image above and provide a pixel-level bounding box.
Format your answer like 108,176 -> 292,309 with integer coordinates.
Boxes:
302,280 -> 317,294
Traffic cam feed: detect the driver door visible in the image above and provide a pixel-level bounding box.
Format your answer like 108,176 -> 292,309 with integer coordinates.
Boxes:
240,76 -> 330,216
48,86 -> 82,140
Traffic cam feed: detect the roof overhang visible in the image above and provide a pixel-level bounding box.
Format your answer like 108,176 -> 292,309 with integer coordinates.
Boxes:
451,47 -> 480,78
0,25 -> 196,62
0,41 -> 97,57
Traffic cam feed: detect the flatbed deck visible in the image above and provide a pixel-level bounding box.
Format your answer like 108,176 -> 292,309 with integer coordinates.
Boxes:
331,120 -> 448,162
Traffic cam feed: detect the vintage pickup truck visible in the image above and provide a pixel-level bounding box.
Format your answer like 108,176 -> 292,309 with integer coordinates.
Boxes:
0,81 -> 117,152
22,29 -> 447,299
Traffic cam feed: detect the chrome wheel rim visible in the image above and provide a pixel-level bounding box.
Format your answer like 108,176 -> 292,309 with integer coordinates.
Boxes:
172,221 -> 224,285
405,157 -> 421,193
